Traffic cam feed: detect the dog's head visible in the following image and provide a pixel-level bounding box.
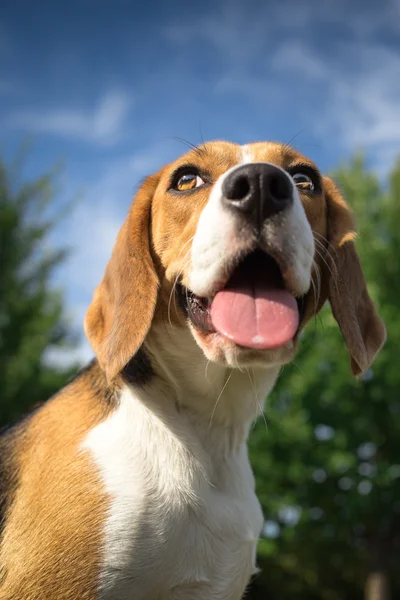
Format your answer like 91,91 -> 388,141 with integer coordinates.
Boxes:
85,141 -> 386,382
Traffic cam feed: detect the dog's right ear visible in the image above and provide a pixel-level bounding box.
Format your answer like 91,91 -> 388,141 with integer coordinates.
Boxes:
85,174 -> 160,383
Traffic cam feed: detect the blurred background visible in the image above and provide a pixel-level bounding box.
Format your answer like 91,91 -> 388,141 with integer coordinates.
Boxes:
1,0 -> 399,598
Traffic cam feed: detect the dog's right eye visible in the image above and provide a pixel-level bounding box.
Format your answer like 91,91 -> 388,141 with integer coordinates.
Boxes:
174,173 -> 206,192
292,172 -> 315,192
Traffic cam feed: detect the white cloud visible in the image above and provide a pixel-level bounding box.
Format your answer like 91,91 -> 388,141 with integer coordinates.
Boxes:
271,42 -> 328,80
165,0 -> 400,173
281,41 -> 400,172
8,89 -> 132,145
165,0 -> 400,56
165,1 -> 280,68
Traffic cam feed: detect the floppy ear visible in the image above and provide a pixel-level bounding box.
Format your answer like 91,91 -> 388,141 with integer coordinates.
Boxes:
324,176 -> 386,377
85,174 -> 159,382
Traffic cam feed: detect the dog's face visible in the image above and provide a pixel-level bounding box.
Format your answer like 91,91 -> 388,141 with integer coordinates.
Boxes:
85,141 -> 386,381
150,141 -> 318,369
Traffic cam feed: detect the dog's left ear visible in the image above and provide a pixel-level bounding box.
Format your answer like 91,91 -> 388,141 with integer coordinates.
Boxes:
323,176 -> 386,377
85,174 -> 160,383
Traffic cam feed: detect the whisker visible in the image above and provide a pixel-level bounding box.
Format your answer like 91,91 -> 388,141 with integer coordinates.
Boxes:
198,119 -> 205,147
247,368 -> 268,432
312,234 -> 339,287
232,347 -> 245,373
312,232 -> 341,287
310,269 -> 317,311
205,359 -> 212,384
283,129 -> 305,151
309,269 -> 320,341
291,358 -> 306,376
176,235 -> 195,260
161,310 -> 176,346
309,275 -> 317,336
312,260 -> 322,310
316,312 -> 325,333
314,244 -> 339,296
312,230 -> 338,258
167,136 -> 206,158
313,237 -> 339,274
166,235 -> 195,327
167,252 -> 192,328
209,370 -> 233,429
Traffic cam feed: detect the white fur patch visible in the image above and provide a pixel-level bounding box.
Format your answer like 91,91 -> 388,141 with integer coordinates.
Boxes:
189,163 -> 247,298
82,373 -> 269,600
240,144 -> 254,163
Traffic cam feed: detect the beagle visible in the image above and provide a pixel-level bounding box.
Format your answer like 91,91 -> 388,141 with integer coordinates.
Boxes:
0,141 -> 386,600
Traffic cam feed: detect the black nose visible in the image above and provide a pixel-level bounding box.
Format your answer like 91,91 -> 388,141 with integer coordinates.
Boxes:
222,162 -> 293,225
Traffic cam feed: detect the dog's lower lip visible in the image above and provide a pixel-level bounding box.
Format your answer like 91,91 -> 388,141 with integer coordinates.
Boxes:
189,293 -> 209,310
180,287 -> 215,333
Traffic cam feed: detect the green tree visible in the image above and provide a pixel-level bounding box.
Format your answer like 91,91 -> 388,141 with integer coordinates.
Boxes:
249,156 -> 400,600
0,154 -> 77,426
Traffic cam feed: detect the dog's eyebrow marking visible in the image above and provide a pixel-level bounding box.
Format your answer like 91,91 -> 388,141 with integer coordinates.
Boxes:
240,145 -> 254,164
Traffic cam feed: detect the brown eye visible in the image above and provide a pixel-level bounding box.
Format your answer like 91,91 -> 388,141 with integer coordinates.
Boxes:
292,172 -> 315,192
175,173 -> 205,192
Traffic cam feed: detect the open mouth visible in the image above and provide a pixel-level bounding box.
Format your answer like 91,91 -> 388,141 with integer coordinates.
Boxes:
178,250 -> 306,349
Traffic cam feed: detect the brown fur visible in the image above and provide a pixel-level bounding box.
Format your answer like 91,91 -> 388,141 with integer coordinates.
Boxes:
322,176 -> 386,375
85,175 -> 160,383
85,140 -> 385,379
0,141 -> 386,599
0,363 -> 115,600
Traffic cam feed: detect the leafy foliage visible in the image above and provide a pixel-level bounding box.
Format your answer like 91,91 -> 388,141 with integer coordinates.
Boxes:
0,155 -> 77,426
248,156 -> 400,599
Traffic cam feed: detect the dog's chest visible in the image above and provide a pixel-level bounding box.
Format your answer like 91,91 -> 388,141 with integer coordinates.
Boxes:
83,390 -> 263,600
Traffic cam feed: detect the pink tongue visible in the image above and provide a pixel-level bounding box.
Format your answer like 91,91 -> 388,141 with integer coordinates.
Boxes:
210,260 -> 299,349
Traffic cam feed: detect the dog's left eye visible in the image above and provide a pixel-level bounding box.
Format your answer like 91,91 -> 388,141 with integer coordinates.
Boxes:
292,172 -> 315,192
174,173 -> 205,192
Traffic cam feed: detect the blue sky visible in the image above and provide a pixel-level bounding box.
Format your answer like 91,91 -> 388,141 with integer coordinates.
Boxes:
1,0 -> 399,364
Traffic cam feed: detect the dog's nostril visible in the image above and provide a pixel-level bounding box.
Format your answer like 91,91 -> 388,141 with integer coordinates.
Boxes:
226,176 -> 250,201
222,163 -> 293,224
268,174 -> 291,202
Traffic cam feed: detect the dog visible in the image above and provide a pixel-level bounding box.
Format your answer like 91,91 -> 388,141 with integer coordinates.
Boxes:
0,141 -> 386,599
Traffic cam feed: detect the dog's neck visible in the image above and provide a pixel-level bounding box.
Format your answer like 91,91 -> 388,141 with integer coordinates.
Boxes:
137,323 -> 280,448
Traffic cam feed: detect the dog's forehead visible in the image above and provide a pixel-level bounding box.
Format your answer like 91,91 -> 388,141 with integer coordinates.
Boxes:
166,140 -> 317,173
